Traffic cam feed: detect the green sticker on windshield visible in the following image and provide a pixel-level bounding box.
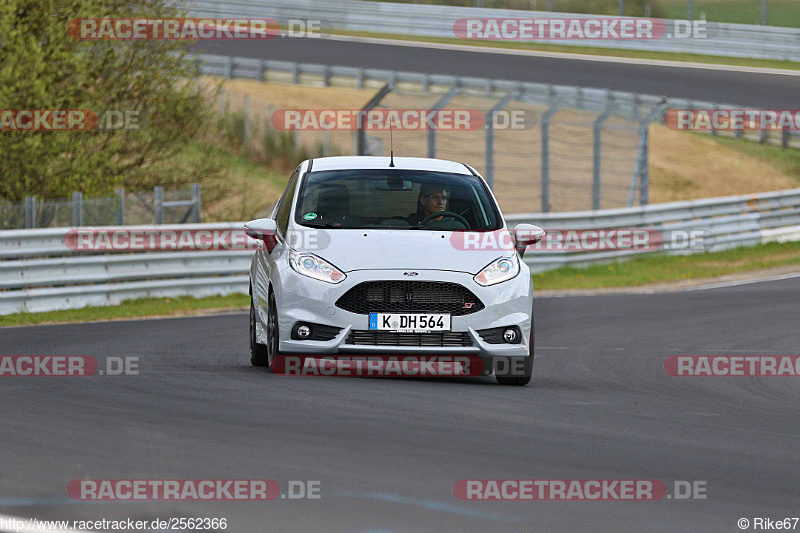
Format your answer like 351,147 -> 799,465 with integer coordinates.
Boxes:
303,212 -> 317,220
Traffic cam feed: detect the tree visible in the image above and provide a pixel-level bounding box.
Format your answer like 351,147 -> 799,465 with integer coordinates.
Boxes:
0,0 -> 214,202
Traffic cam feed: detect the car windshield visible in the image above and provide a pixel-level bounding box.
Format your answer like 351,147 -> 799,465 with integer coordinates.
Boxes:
294,169 -> 502,231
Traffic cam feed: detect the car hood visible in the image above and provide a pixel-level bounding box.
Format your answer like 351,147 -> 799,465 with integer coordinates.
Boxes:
295,228 -> 511,275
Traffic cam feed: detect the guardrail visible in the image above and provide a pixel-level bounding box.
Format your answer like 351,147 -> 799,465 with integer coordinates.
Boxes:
2,189 -> 800,315
187,0 -> 800,62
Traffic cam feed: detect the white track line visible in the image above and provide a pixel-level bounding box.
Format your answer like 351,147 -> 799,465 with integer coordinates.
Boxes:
324,33 -> 800,76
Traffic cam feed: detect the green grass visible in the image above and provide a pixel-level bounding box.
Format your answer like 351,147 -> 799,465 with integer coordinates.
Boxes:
331,29 -> 800,70
704,135 -> 800,183
660,0 -> 800,27
533,240 -> 800,289
0,294 -> 249,328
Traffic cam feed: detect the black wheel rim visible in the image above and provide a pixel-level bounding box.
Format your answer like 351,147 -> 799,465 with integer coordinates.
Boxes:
249,299 -> 256,355
267,298 -> 277,365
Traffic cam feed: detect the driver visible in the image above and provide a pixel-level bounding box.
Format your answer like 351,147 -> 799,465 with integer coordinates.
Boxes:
407,184 -> 450,226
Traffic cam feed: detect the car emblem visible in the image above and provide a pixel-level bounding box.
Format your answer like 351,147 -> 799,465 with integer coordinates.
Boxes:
463,303 -> 475,309
403,271 -> 419,276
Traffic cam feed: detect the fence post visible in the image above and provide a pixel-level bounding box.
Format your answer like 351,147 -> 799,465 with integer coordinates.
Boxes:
191,183 -> 202,223
25,196 -> 36,229
154,186 -> 163,225
218,88 -> 226,115
323,130 -> 330,156
592,94 -> 616,210
485,92 -> 517,191
540,101 -> 566,213
116,188 -> 125,225
72,191 -> 83,227
782,128 -> 790,149
630,101 -> 669,207
618,0 -> 623,15
243,94 -> 250,142
428,87 -> 462,159
226,56 -> 233,79
357,84 -> 392,156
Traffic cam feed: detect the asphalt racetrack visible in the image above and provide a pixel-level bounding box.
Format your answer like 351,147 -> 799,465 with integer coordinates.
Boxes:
2,276 -> 799,532
197,36 -> 800,107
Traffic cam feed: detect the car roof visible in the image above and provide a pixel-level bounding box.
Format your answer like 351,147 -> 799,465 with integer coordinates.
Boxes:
307,156 -> 474,175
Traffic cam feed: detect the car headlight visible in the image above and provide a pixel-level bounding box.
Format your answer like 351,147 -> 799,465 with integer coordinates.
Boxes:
289,250 -> 346,284
474,254 -> 519,286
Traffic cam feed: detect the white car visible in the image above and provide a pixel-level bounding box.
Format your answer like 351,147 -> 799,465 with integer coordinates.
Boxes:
245,156 -> 544,385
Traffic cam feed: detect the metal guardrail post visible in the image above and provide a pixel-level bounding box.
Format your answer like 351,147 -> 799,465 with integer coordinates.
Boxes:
357,83 -> 392,156
292,63 -> 299,84
592,94 -> 616,210
116,188 -> 125,225
540,101 -> 567,213
192,184 -> 202,223
485,92 -> 517,191
427,87 -> 462,159
357,68 -> 365,89
72,192 -> 83,227
154,186 -> 164,225
323,65 -> 331,87
782,128 -> 790,149
25,196 -> 36,229
226,56 -> 233,79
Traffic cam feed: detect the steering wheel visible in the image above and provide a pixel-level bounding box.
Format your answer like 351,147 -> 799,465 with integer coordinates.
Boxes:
419,211 -> 470,229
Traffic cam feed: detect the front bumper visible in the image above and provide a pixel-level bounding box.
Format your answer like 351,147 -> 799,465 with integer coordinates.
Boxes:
268,267 -> 533,357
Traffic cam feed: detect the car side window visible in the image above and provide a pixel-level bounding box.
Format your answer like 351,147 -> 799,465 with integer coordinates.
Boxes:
275,170 -> 299,237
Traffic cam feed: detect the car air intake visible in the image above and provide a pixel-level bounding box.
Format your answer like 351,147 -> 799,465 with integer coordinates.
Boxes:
346,331 -> 473,347
335,281 -> 484,316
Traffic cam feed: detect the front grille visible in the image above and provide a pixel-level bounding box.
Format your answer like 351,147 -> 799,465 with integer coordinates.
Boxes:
346,330 -> 473,347
336,281 -> 484,316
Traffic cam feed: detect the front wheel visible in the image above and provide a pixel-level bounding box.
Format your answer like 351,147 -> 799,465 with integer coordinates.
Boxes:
250,293 -> 269,367
266,292 -> 281,372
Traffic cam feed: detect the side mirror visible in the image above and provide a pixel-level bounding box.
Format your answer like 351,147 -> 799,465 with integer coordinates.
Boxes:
514,224 -> 546,257
244,218 -> 279,252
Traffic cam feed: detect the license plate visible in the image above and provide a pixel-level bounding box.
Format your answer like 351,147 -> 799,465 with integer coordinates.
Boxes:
369,313 -> 451,332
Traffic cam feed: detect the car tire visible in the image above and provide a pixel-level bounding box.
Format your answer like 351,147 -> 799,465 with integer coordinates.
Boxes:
496,311 -> 534,386
266,292 -> 281,372
250,292 -> 269,367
